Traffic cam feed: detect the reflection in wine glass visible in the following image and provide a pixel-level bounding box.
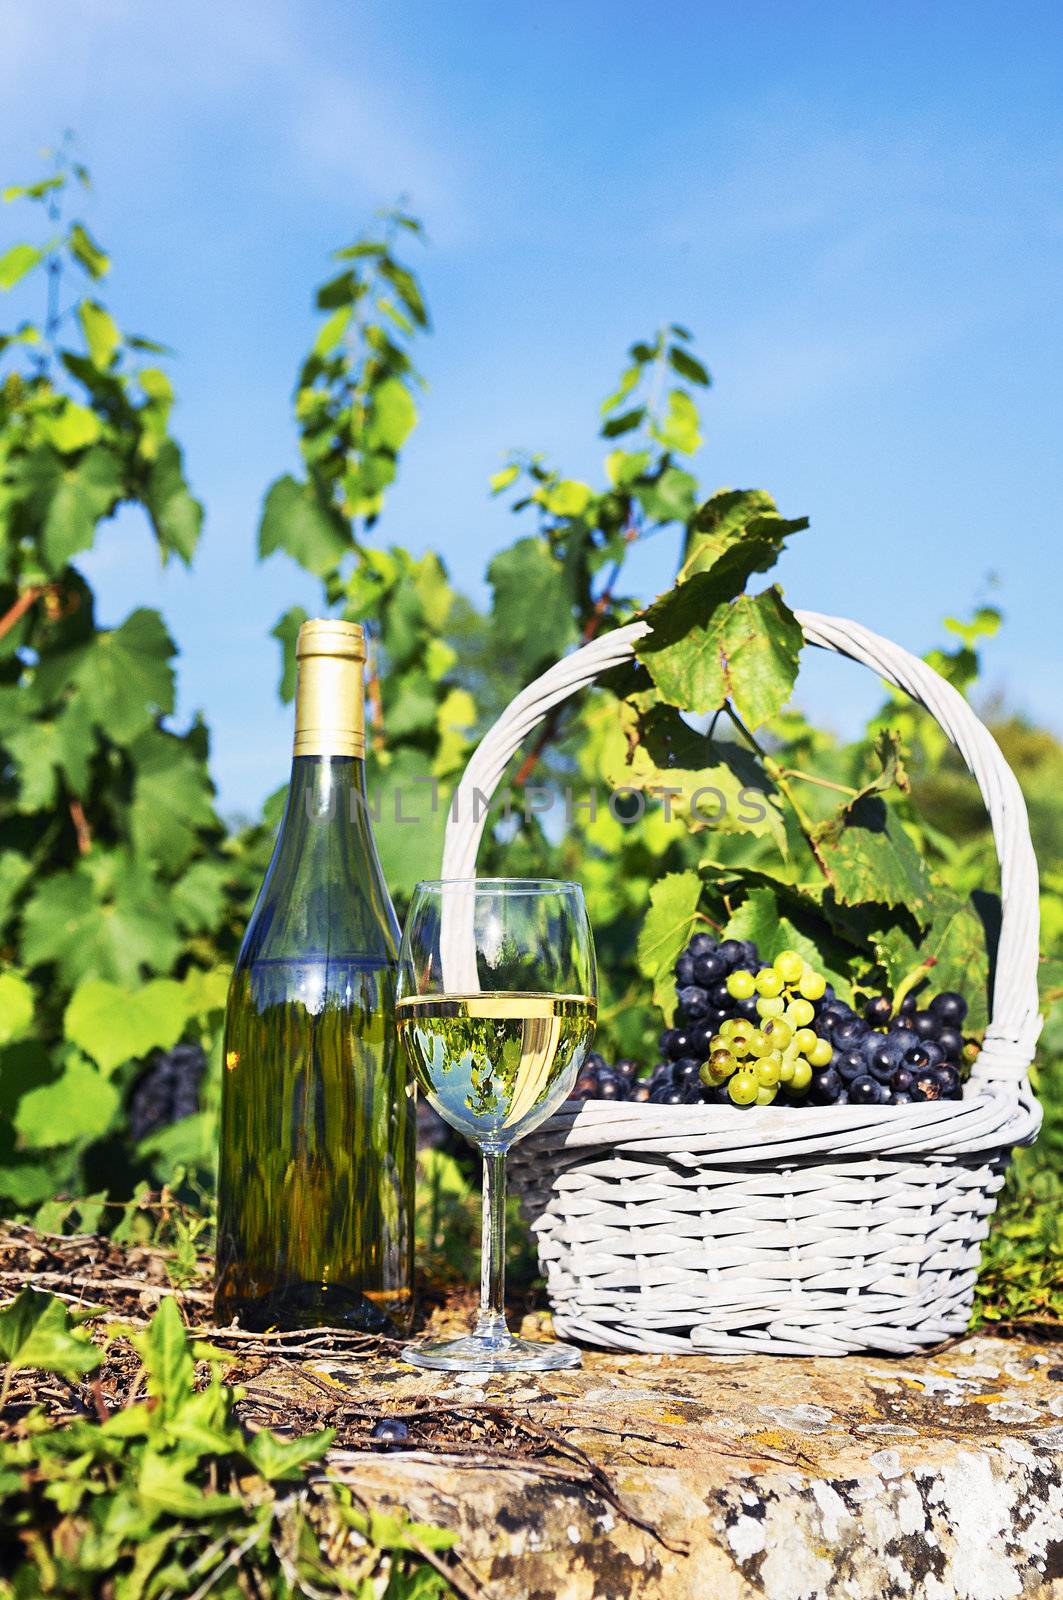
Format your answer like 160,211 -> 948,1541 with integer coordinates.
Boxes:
395,878 -> 596,1372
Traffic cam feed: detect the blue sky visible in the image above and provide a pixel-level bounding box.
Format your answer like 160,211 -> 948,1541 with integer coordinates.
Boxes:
2,0 -> 1061,816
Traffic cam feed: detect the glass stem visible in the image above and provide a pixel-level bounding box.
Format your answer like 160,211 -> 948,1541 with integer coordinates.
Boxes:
477,1150 -> 509,1343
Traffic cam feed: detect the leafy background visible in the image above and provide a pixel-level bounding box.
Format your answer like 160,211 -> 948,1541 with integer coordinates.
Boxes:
1,152 -> 1060,1328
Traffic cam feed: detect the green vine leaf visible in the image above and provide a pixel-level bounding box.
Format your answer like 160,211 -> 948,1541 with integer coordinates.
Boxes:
869,892 -> 991,1030
602,699 -> 787,856
0,973 -> 33,1046
0,242 -> 46,291
77,301 -> 121,368
129,728 -> 218,872
812,794 -> 935,922
487,536 -> 576,673
639,577 -> 803,730
144,440 -> 203,565
21,856 -> 181,985
271,606 -> 310,704
67,221 -> 110,279
64,977 -> 190,1076
636,870 -> 703,1022
720,883 -> 853,994
20,443 -> 123,572
73,609 -> 177,742
258,474 -> 349,576
14,1056 -> 120,1148
680,488 -> 808,580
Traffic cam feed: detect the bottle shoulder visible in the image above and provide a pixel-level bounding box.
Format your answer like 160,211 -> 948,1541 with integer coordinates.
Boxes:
239,842 -> 399,971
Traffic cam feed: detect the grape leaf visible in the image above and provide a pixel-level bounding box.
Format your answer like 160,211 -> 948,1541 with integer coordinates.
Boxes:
601,405 -> 645,438
371,749 -> 449,900
14,1055 -> 120,1147
433,686 -> 477,779
21,855 -> 181,985
365,376 -> 417,453
635,466 -> 698,525
601,699 -> 787,856
383,669 -> 437,738
64,977 -> 190,1075
2,176 -> 64,201
0,853 -> 31,931
2,719 -> 62,811
680,488 -> 808,581
651,388 -> 701,454
604,448 -> 652,488
171,860 -> 230,935
144,440 -> 203,565
636,870 -> 703,1022
312,302 -> 352,356
1,701 -> 95,810
409,550 -> 454,632
258,474 -> 349,576
541,478 -> 593,518
638,578 -> 802,730
77,300 -> 121,368
0,1160 -> 56,1207
0,242 -> 45,290
0,973 -> 33,1045
667,345 -> 711,386
129,728 -> 218,872
68,221 -> 110,279
487,536 -> 576,674
70,609 -> 176,742
19,443 -> 123,572
489,463 -> 520,494
271,606 -> 309,703
38,400 -> 102,453
180,965 -> 231,1017
0,1289 -> 102,1379
811,794 -> 935,923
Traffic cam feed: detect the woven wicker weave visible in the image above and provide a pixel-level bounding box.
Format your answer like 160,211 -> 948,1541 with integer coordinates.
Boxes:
439,611 -> 1043,1354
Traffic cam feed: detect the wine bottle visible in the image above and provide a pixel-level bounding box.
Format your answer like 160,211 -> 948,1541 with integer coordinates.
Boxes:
215,619 -> 414,1333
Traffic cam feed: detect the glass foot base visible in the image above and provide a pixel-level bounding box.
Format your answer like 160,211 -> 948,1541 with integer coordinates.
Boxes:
402,1332 -> 581,1373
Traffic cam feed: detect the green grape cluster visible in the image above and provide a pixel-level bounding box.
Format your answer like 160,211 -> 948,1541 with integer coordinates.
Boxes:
698,949 -> 832,1106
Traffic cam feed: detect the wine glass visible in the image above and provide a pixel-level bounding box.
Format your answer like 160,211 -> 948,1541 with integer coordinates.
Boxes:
395,877 -> 597,1372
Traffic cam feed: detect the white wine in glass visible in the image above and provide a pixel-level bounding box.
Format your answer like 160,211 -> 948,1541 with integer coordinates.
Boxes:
396,879 -> 597,1372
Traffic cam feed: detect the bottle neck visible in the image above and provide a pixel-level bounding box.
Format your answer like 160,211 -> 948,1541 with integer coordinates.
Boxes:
293,650 -> 366,759
286,752 -> 371,830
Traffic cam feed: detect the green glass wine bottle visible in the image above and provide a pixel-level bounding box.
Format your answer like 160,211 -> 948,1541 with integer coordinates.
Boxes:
215,619 -> 414,1333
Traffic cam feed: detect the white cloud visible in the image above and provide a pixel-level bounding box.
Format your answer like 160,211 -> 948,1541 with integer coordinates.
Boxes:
289,69 -> 464,235
0,0 -> 469,238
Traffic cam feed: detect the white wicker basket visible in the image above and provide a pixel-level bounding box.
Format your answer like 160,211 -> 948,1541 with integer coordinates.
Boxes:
439,611 -> 1043,1355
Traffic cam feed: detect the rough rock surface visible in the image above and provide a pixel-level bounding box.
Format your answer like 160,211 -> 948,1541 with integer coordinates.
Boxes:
249,1329 -> 1063,1599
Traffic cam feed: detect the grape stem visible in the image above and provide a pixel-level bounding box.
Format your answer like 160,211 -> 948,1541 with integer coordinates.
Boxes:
893,959 -> 937,1012
777,767 -> 858,798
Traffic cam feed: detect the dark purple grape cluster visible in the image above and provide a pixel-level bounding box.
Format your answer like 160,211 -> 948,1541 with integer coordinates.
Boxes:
829,988 -> 970,1106
129,1043 -> 207,1141
569,1053 -> 644,1102
568,927 -> 975,1111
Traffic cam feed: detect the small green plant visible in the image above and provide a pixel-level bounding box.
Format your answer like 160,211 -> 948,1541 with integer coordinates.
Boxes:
0,1292 -> 457,1598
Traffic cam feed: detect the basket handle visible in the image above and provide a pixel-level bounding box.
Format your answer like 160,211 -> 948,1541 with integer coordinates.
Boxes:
441,610 -> 1041,1094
